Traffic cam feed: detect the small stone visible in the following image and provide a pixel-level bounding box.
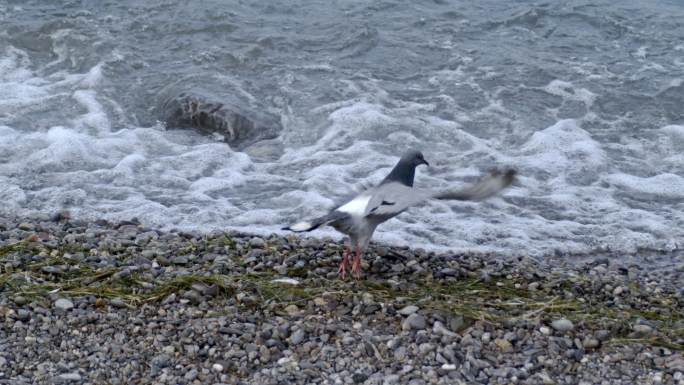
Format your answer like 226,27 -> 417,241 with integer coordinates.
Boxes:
387,337 -> 401,350
418,343 -> 435,355
540,326 -> 551,335
274,265 -> 288,275
184,369 -> 198,381
433,321 -> 457,337
55,373 -> 81,383
151,354 -> 172,368
383,374 -> 400,385
632,324 -> 653,337
448,314 -> 466,332
16,309 -> 30,321
313,297 -> 327,307
54,298 -> 74,311
212,363 -> 224,372
110,298 -> 127,308
18,222 -> 32,230
612,286 -> 624,296
249,237 -> 265,248
398,305 -> 419,316
551,319 -> 574,332
171,255 -> 189,265
583,338 -> 599,350
402,313 -> 426,331
441,363 -> 457,370
538,371 -> 554,385
595,330 -> 611,341
203,284 -> 219,297
665,356 -> 684,371
482,332 -> 491,344
290,329 -> 305,345
95,298 -> 108,308
352,372 -> 369,383
284,304 -> 300,316
494,339 -> 513,352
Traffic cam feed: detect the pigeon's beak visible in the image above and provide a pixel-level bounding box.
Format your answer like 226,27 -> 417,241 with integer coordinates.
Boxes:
422,159 -> 430,167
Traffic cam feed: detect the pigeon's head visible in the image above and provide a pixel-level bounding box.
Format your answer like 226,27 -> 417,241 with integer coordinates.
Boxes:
400,150 -> 430,168
381,150 -> 429,187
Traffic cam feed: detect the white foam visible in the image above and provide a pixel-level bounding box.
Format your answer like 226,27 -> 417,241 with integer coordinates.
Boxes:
634,46 -> 648,59
515,119 -> 605,175
605,173 -> 684,199
543,80 -> 597,106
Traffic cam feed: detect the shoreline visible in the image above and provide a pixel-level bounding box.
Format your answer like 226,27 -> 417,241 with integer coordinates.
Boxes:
1,218 -> 683,384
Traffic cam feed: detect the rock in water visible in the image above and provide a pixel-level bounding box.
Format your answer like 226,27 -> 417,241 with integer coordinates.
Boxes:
161,92 -> 281,150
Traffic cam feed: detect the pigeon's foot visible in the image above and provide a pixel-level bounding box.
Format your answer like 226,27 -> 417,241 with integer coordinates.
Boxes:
338,246 -> 351,279
351,247 -> 363,279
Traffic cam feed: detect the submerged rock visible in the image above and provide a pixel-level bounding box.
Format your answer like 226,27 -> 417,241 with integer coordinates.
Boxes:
161,91 -> 281,150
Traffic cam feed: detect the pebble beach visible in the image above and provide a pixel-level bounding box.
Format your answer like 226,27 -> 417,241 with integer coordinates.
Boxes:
1,217 -> 682,385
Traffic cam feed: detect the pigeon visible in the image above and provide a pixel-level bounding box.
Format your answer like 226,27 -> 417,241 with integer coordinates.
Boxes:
283,150 -> 516,279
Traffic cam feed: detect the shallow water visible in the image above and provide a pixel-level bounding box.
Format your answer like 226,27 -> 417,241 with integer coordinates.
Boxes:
1,0 -> 683,259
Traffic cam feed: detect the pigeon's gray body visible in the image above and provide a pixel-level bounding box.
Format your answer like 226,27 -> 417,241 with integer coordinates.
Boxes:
285,150 -> 516,258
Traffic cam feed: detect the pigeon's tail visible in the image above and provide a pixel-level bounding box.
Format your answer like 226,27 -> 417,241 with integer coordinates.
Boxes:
434,169 -> 516,201
282,211 -> 349,232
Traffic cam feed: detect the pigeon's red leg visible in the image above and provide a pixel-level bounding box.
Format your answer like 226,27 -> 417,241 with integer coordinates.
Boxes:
338,245 -> 351,279
351,246 -> 363,279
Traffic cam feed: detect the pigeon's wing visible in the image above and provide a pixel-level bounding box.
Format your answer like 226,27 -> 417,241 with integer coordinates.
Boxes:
365,169 -> 516,218
432,169 -> 516,201
363,182 -> 431,218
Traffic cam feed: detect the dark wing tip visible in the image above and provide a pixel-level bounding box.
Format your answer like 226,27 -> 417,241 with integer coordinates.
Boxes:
487,168 -> 517,185
503,169 -> 517,184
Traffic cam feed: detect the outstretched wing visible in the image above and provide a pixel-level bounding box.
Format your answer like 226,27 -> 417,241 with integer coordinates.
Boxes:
364,182 -> 430,218
432,169 -> 516,201
365,169 -> 516,219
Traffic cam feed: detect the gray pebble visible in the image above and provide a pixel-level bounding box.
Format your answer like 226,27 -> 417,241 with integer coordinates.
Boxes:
249,237 -> 266,248
16,309 -> 30,321
171,255 -> 189,265
54,372 -> 81,383
583,338 -> 600,349
110,298 -> 127,308
398,305 -> 419,316
184,368 -> 198,381
551,319 -> 574,332
151,354 -> 172,368
631,324 -> 653,337
402,313 -> 426,331
54,298 -> 74,311
290,329 -> 305,345
433,321 -> 457,337
352,372 -> 369,383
